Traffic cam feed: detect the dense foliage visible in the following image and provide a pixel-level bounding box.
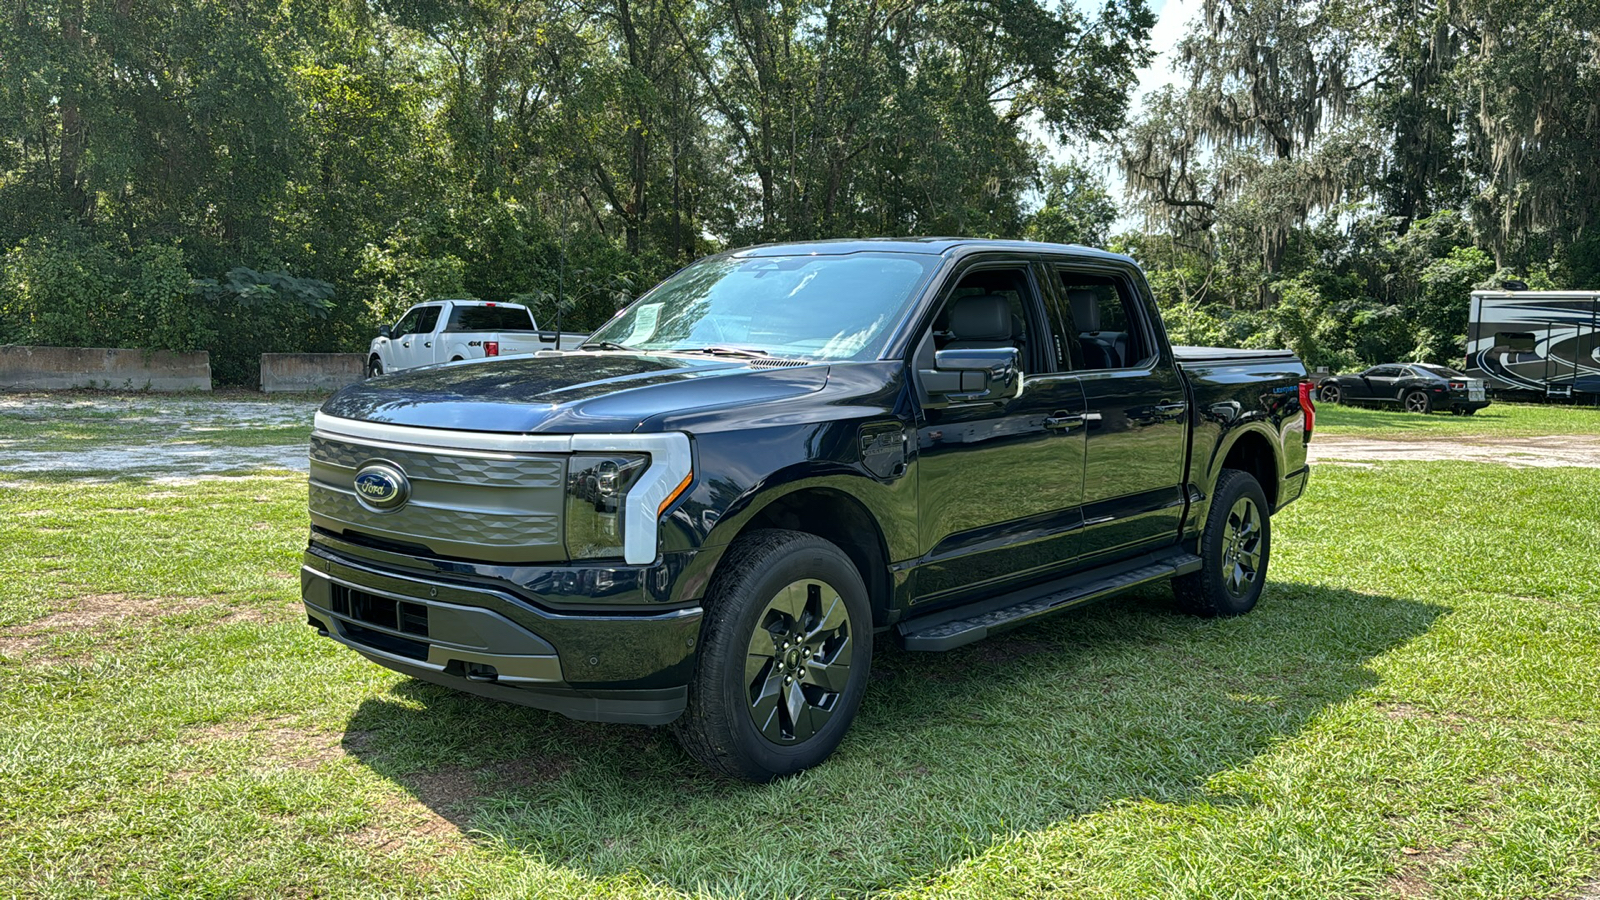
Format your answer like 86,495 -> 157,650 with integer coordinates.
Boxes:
0,0 -> 1149,383
1121,0 -> 1600,369
0,0 -> 1595,382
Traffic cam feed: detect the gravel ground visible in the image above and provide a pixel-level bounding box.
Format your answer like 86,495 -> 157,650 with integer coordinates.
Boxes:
1309,434 -> 1600,468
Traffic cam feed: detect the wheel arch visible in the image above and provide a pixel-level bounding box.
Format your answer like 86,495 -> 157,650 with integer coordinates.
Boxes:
1212,425 -> 1283,511
704,482 -> 895,629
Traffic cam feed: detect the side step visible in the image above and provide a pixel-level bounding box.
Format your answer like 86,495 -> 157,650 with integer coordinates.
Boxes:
898,551 -> 1203,652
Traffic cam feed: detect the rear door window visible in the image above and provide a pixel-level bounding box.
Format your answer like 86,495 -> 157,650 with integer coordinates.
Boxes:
1048,270 -> 1152,370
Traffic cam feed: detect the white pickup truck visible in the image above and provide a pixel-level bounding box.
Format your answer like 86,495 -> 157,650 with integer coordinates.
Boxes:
366,300 -> 589,375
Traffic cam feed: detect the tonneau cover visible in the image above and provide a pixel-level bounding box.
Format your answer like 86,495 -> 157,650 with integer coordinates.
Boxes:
1172,346 -> 1300,364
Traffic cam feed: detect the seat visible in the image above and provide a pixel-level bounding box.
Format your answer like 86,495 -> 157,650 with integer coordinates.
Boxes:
1068,290 -> 1118,368
944,294 -> 1016,351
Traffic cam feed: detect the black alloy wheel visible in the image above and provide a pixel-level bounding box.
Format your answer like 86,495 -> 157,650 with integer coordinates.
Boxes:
743,578 -> 854,744
1173,468 -> 1272,617
672,529 -> 872,781
1404,390 -> 1432,413
1319,383 -> 1342,404
1218,495 -> 1265,600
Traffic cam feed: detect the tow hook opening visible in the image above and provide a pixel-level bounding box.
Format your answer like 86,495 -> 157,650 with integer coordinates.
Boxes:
446,660 -> 500,683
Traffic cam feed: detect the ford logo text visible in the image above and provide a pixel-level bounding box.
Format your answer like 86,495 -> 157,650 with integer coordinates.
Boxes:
353,463 -> 410,512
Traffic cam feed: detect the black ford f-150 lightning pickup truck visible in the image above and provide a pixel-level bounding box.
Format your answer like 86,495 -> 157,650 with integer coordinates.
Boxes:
302,239 -> 1314,781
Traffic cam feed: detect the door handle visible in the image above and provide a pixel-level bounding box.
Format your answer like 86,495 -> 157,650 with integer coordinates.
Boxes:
1154,402 -> 1187,418
1045,411 -> 1100,431
402,340 -> 411,348
424,341 -> 432,348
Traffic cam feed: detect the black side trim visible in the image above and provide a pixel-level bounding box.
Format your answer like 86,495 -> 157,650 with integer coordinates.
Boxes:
897,549 -> 1203,651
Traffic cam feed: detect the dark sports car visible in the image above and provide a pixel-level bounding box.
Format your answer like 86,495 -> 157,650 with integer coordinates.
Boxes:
1317,363 -> 1491,415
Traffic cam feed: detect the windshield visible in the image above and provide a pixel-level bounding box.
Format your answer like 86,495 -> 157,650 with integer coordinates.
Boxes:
1416,364 -> 1468,379
587,252 -> 939,360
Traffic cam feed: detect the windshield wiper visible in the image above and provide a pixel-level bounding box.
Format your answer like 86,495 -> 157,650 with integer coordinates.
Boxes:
579,340 -> 637,352
675,346 -> 770,359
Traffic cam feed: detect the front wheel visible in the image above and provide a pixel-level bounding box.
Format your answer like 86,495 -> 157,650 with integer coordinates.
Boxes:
1404,390 -> 1432,414
1319,383 -> 1342,404
366,356 -> 384,378
1173,469 -> 1271,617
672,529 -> 872,782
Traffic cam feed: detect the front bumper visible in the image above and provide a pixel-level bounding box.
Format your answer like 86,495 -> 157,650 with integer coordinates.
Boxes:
301,545 -> 702,725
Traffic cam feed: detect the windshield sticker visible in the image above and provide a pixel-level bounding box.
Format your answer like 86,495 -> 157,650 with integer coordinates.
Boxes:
624,303 -> 663,345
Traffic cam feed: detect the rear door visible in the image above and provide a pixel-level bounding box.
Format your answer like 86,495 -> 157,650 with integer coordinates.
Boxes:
911,257 -> 1088,604
1047,263 -> 1189,566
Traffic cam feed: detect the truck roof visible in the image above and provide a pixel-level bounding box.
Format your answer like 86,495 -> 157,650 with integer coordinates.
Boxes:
420,298 -> 530,309
730,237 -> 1135,266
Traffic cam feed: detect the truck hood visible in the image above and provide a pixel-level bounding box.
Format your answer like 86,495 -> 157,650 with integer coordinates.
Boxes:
320,352 -> 831,434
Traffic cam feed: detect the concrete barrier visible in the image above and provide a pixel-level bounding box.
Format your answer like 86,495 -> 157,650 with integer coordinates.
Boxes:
0,345 -> 211,391
259,353 -> 365,393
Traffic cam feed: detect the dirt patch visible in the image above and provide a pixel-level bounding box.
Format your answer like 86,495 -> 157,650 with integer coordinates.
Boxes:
0,594 -> 280,661
1311,434 -> 1600,468
1389,842 -> 1473,899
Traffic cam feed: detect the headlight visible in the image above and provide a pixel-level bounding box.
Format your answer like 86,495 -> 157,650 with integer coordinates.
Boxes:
565,453 -> 648,559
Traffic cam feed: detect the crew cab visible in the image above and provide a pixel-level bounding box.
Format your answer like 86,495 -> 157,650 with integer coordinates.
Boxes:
366,299 -> 588,375
304,239 -> 1313,781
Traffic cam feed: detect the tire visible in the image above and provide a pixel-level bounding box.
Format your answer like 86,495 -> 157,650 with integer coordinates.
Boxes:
450,356 -> 463,362
1319,383 -> 1342,404
1463,408 -> 1477,416
1173,469 -> 1271,617
1403,390 -> 1432,414
366,356 -> 384,378
672,529 -> 872,782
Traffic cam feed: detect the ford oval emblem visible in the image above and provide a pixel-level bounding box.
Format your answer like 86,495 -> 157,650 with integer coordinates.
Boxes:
353,462 -> 410,513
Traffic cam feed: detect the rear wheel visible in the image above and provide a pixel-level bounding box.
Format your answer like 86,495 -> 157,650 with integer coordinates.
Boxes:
1319,383 -> 1342,404
1404,390 -> 1432,414
1173,469 -> 1271,617
672,529 -> 872,782
1463,408 -> 1478,416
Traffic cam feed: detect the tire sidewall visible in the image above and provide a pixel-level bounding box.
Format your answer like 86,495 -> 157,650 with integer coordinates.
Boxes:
1200,472 -> 1271,616
1405,390 -> 1431,413
705,535 -> 872,778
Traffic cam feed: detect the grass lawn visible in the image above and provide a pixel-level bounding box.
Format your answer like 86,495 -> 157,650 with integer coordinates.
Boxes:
1,403 -> 1597,897
1316,399 -> 1600,438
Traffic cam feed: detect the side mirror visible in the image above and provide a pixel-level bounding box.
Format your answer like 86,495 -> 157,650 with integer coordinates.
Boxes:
920,347 -> 1022,407
378,324 -> 392,339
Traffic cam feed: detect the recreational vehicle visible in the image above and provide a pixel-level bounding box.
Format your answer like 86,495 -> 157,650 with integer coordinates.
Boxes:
1465,290 -> 1600,401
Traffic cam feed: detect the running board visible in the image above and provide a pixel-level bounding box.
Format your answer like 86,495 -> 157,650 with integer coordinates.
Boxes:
898,551 -> 1203,652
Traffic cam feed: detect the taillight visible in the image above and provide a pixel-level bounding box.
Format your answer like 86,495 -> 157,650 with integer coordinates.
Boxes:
1299,380 -> 1316,437
485,341 -> 499,357
1449,381 -> 1466,390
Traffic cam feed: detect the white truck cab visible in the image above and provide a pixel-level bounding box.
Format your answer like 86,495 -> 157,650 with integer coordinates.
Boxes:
367,299 -> 589,375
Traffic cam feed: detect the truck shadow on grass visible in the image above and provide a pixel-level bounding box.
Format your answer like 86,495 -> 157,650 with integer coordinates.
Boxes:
342,581 -> 1442,896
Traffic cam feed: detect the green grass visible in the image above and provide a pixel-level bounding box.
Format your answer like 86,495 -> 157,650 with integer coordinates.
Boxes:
1316,400 -> 1600,438
1,409 -> 1598,897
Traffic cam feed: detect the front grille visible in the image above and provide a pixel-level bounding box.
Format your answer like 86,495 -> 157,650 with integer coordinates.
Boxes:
330,584 -> 430,637
308,433 -> 567,564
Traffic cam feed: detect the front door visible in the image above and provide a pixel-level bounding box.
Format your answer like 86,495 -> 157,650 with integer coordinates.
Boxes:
393,305 -> 442,369
912,261 -> 1087,604
1361,366 -> 1403,402
1048,265 -> 1189,565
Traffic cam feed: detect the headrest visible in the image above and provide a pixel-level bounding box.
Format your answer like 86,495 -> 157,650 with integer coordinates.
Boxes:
948,294 -> 1013,341
1068,290 -> 1101,333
